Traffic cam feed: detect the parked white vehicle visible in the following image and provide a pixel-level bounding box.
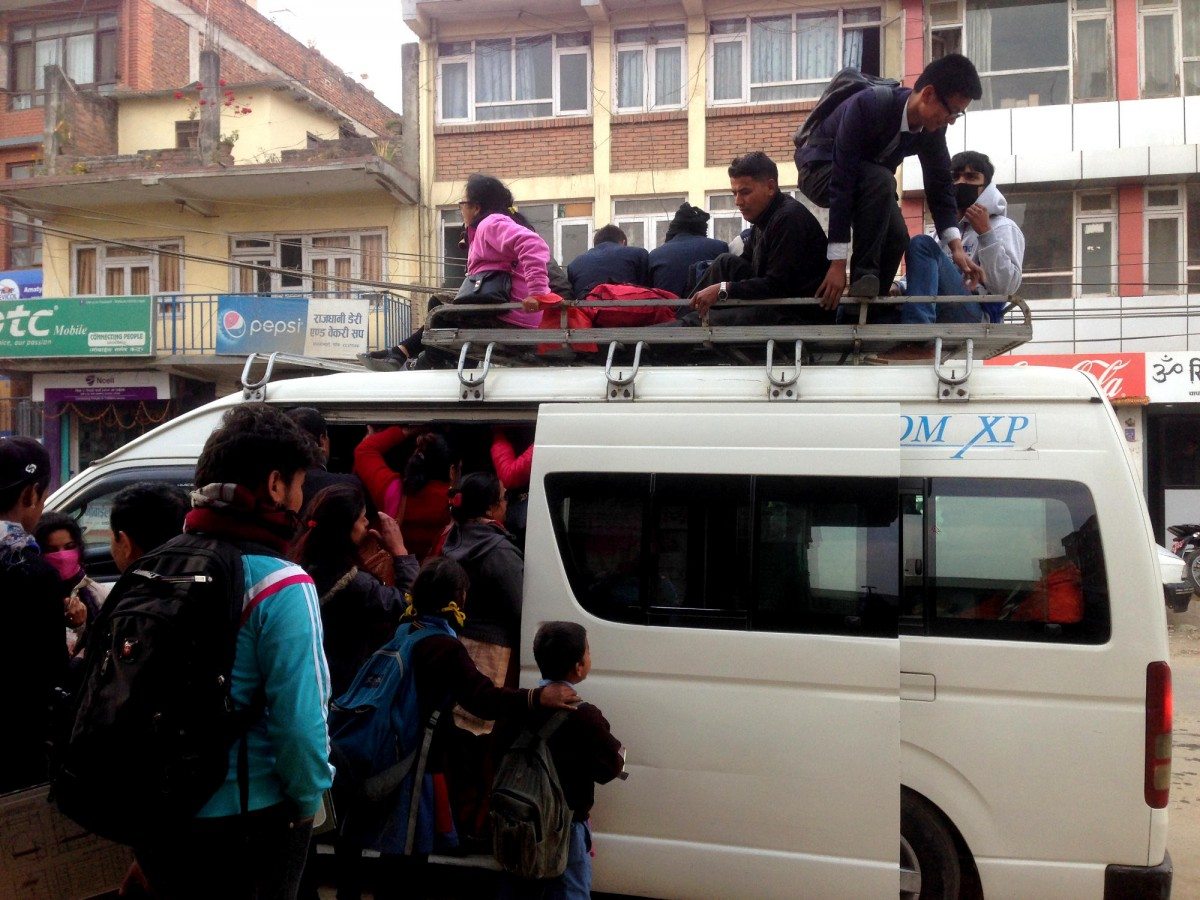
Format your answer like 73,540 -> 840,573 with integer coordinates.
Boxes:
48,360 -> 1172,899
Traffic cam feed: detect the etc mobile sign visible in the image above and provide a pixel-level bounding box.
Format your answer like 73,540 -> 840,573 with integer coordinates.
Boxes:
0,296 -> 153,359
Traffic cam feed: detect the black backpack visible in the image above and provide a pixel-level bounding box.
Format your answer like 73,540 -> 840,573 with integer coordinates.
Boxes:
52,533 -> 264,847
489,711 -> 572,879
792,67 -> 902,158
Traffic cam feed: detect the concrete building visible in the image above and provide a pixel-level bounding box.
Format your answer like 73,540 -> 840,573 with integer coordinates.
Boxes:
0,0 -> 419,485
403,0 -> 1200,538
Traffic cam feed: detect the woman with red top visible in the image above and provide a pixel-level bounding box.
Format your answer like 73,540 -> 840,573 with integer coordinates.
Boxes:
353,427 -> 458,561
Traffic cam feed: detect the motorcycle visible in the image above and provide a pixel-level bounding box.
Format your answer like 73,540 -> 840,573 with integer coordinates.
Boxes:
1168,523 -> 1200,601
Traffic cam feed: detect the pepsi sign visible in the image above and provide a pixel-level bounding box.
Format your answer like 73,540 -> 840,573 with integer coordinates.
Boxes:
215,295 -> 306,355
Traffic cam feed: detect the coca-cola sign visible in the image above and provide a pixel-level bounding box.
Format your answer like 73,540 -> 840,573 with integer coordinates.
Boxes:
985,353 -> 1146,400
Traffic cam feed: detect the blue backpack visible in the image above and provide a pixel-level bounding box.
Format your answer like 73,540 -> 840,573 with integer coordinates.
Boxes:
328,617 -> 455,855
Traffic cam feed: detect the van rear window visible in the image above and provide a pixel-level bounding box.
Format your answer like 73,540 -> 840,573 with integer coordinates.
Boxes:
545,473 -> 900,637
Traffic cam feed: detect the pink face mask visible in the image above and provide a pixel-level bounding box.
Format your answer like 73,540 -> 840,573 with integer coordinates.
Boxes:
43,548 -> 83,581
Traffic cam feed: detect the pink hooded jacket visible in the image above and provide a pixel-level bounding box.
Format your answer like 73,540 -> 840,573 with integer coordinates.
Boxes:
467,213 -> 549,328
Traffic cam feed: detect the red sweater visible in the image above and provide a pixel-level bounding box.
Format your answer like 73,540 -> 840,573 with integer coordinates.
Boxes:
353,426 -> 452,560
490,430 -> 533,491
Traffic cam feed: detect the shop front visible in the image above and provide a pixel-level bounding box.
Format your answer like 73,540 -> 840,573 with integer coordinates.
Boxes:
1143,352 -> 1200,544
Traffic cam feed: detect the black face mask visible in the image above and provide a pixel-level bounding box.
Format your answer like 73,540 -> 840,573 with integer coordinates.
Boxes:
955,182 -> 983,213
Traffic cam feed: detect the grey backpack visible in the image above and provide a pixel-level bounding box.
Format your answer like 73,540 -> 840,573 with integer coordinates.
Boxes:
489,711 -> 572,879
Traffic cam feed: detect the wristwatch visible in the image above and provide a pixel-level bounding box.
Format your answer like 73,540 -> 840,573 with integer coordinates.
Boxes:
717,281 -> 729,302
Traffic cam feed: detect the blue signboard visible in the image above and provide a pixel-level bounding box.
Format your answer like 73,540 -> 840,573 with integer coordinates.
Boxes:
0,269 -> 43,300
216,295 -> 307,356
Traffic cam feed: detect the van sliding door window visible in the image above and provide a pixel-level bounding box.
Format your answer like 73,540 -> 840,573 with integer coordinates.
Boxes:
544,473 -> 898,636
925,478 -> 1110,643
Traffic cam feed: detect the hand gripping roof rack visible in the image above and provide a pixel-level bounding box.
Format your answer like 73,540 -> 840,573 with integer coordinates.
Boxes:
420,293 -> 1031,401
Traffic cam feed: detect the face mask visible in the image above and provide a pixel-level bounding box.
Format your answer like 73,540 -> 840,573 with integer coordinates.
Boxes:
955,182 -> 983,213
43,548 -> 83,581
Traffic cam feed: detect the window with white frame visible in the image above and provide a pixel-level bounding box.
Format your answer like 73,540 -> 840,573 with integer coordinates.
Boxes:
437,33 -> 590,123
615,24 -> 687,112
613,196 -> 687,250
228,231 -> 386,293
439,204 -> 593,287
709,9 -> 881,105
1188,184 -> 1200,291
1145,187 -> 1185,295
10,14 -> 119,110
940,0 -> 1098,109
1140,0 -> 1200,97
1076,191 -> 1117,296
72,241 -> 182,296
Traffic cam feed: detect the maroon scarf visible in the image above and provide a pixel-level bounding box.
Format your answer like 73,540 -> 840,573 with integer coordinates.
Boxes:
183,483 -> 298,556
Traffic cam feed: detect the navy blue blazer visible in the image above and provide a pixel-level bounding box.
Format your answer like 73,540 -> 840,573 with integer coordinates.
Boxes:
795,85 -> 957,245
566,242 -> 651,299
648,234 -> 729,297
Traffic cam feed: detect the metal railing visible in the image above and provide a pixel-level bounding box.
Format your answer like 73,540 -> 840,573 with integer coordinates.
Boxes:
154,291 -> 412,356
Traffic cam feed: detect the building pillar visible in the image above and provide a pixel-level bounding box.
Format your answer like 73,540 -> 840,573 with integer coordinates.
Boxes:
197,49 -> 221,165
684,3 -> 708,208
1114,0 -> 1140,101
901,0 -> 925,86
590,19 -> 613,224
1118,184 -> 1144,296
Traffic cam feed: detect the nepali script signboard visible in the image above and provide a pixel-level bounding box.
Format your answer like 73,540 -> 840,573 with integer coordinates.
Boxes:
0,296 -> 153,359
215,295 -> 369,360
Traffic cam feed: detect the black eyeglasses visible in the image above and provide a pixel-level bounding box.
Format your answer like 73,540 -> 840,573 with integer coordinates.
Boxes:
936,90 -> 967,122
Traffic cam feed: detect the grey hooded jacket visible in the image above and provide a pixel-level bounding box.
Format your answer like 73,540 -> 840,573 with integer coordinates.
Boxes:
959,182 -> 1024,296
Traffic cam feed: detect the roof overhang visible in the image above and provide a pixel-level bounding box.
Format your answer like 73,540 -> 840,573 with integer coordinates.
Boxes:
0,156 -> 418,213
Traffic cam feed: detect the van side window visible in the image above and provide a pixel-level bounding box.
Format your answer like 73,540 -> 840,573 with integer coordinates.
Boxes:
925,479 -> 1110,643
545,473 -> 898,636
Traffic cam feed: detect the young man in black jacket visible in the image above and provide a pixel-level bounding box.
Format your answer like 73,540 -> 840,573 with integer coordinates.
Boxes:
686,151 -> 830,326
796,53 -> 985,310
0,437 -> 67,794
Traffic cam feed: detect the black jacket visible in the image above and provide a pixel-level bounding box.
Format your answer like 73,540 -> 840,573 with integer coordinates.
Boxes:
0,539 -> 68,793
795,85 -> 956,244
301,467 -> 375,518
649,233 -> 729,297
567,243 -> 650,299
441,520 -> 523,647
312,554 -> 418,698
728,191 -> 828,300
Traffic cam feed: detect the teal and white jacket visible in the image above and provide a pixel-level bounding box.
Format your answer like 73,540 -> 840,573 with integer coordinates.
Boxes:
197,553 -> 333,818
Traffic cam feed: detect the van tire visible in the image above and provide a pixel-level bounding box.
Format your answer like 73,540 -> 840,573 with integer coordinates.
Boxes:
901,791 -> 961,900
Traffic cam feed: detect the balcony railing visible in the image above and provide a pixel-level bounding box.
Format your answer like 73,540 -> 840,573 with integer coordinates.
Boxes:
154,291 -> 411,357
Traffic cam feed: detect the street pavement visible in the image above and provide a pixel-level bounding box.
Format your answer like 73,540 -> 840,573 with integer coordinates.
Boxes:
1168,606 -> 1200,897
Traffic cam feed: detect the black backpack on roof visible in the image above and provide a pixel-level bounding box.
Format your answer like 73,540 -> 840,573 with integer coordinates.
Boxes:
792,67 -> 902,157
51,532 -> 264,847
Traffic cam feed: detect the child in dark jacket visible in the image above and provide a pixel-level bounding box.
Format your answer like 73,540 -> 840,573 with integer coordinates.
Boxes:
501,621 -> 626,900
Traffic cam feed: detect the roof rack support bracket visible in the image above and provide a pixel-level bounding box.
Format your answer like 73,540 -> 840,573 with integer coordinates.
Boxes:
457,342 -> 494,401
935,337 -> 973,402
605,341 -> 644,401
241,352 -> 279,401
766,339 -> 803,401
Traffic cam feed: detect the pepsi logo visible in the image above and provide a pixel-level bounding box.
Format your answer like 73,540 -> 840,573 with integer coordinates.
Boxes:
221,309 -> 247,340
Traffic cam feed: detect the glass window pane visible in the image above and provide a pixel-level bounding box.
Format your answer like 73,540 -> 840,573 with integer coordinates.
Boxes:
1073,18 -> 1111,101
1188,185 -> 1200,265
1185,0 -> 1200,56
65,33 -> 94,84
557,32 -> 590,49
361,234 -> 384,282
617,48 -> 645,108
845,7 -> 881,24
13,44 -> 35,93
713,215 -> 747,244
442,219 -> 466,288
476,39 -> 512,103
966,0 -> 1069,71
34,39 -> 62,91
932,27 -> 964,60
979,70 -> 1069,108
750,16 -> 792,85
515,36 -> 552,101
712,40 -> 743,100
98,31 -> 117,82
614,196 -> 687,215
615,27 -> 649,44
1186,60 -> 1200,97
1006,192 -> 1072,271
559,52 -> 588,112
1148,216 -> 1181,294
621,220 -> 646,248
1078,191 -> 1114,212
159,250 -> 180,293
521,203 -> 554,248
280,238 -> 303,287
477,102 -> 552,121
1147,188 -> 1180,207
1079,220 -> 1113,294
796,14 -> 838,81
654,218 -> 670,249
711,19 -> 746,35
441,62 -> 468,119
105,266 -> 126,296
1142,13 -> 1178,96
930,0 -> 962,25
130,266 -> 150,296
654,46 -> 682,107
559,222 -> 590,266
847,24 -> 882,75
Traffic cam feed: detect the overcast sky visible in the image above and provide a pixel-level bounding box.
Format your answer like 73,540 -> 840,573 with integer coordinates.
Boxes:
265,1 -> 416,114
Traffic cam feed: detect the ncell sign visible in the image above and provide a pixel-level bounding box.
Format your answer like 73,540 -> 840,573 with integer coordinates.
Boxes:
0,296 -> 153,359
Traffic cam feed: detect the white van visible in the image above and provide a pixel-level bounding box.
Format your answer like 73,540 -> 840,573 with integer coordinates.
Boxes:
47,359 -> 1172,899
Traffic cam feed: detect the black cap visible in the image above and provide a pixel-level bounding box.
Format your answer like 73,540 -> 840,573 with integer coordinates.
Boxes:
0,436 -> 50,493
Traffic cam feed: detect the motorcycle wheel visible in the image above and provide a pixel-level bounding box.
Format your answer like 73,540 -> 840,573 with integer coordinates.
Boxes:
1186,550 -> 1200,596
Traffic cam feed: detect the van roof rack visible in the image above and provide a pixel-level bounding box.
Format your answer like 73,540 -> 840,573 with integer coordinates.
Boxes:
421,294 -> 1030,364
240,351 -> 365,400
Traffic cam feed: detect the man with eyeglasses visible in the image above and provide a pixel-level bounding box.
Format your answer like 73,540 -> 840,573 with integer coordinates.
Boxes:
796,53 -> 985,313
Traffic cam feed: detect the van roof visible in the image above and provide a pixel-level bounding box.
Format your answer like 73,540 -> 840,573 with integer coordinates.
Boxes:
94,364 -> 1109,468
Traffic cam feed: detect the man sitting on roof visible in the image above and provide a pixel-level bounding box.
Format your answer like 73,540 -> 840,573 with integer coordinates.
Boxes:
682,152 -> 831,326
567,225 -> 651,300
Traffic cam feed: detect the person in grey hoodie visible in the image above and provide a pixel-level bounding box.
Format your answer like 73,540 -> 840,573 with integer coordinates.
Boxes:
897,150 -> 1025,327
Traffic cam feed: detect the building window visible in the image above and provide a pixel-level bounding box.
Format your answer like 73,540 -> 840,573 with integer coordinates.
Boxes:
228,231 -> 386,293
708,190 -> 828,244
437,33 -> 590,124
1076,190 -> 1117,296
951,0 -> 1093,109
7,163 -> 41,269
10,14 -> 119,110
175,120 -> 199,149
615,24 -> 687,112
709,9 -> 881,105
1139,0 -> 1200,97
1145,187 -> 1185,295
72,241 -> 182,296
929,0 -> 964,59
613,196 -> 687,250
1005,191 -> 1073,298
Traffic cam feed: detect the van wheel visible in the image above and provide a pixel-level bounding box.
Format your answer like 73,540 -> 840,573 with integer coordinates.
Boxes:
900,792 -> 961,900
